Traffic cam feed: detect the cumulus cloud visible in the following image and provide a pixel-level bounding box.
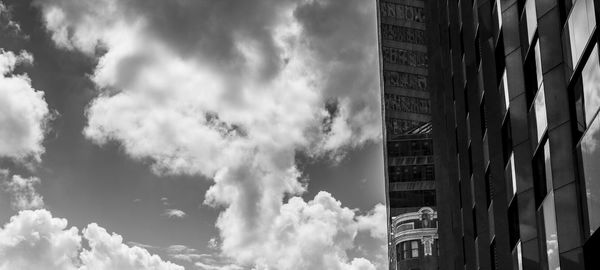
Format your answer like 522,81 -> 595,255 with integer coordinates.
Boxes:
0,209 -> 81,270
79,223 -> 184,270
34,0 -> 385,269
0,49 -> 50,162
162,209 -> 187,219
0,209 -> 183,270
1,169 -> 44,210
214,191 -> 385,270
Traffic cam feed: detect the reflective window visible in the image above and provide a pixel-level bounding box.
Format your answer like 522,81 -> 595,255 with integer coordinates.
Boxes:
544,143 -> 553,193
534,42 -> 543,88
506,153 -> 517,201
580,115 -> 600,235
542,192 -> 560,270
411,240 -> 419,258
567,0 -> 596,67
496,0 -> 502,29
533,85 -> 548,142
525,0 -> 537,44
500,70 -> 509,112
582,45 -> 600,125
512,241 -> 523,270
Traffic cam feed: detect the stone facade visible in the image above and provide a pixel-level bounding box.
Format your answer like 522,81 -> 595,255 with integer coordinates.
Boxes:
377,0 -> 438,269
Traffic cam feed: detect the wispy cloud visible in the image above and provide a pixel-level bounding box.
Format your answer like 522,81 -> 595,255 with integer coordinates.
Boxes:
161,197 -> 169,206
1,170 -> 44,210
162,209 -> 187,219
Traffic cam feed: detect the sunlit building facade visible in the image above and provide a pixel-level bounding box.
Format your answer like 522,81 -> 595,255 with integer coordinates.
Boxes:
426,0 -> 600,269
377,0 -> 439,269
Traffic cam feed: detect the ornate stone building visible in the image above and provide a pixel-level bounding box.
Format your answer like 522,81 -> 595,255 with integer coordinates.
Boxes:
391,207 -> 439,270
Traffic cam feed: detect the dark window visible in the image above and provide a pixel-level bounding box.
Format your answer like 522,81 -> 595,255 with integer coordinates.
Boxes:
485,169 -> 492,206
523,40 -> 539,107
495,31 -> 505,80
389,190 -> 436,208
508,199 -> 520,248
480,97 -> 487,135
532,139 -> 551,208
490,239 -> 498,270
475,31 -> 481,67
501,115 -> 513,164
468,145 -> 473,175
473,206 -> 478,237
401,240 -> 420,260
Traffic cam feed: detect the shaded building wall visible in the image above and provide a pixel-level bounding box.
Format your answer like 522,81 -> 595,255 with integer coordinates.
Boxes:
428,0 -> 600,269
377,0 -> 439,269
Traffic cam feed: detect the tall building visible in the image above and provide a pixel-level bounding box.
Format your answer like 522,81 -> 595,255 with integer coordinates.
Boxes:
426,0 -> 600,269
377,0 -> 439,269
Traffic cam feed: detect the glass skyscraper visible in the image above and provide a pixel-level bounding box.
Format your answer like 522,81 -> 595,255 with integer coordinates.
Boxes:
424,0 -> 600,269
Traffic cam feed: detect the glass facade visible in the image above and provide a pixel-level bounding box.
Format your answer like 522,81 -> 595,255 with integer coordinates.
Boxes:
580,115 -> 600,235
542,192 -> 560,270
581,45 -> 600,125
426,0 -> 600,268
567,0 -> 596,67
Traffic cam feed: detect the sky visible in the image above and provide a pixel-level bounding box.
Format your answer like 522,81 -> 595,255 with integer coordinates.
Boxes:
0,0 -> 387,269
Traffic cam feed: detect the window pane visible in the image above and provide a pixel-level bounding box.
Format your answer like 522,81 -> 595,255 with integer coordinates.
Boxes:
544,143 -> 553,193
496,0 -> 502,29
512,241 -> 523,270
534,85 -> 547,142
412,240 -> 419,257
580,115 -> 600,235
525,0 -> 537,44
535,41 -> 543,87
501,70 -> 509,112
567,0 -> 596,66
543,192 -> 560,270
506,153 -> 517,201
582,45 -> 600,125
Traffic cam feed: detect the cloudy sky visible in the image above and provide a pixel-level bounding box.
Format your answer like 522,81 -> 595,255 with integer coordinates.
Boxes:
0,0 -> 386,269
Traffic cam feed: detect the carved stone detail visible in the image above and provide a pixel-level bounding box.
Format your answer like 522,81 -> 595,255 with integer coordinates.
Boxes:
385,118 -> 423,136
383,70 -> 428,91
385,94 -> 431,114
383,46 -> 428,68
380,2 -> 426,23
381,24 -> 425,45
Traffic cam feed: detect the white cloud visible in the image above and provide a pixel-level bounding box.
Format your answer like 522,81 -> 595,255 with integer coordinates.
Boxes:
216,191 -> 383,270
0,209 -> 184,270
79,223 -> 184,270
160,197 -> 169,206
164,245 -> 207,263
1,170 -> 45,210
34,0 -> 386,269
162,209 -> 186,219
0,209 -> 81,270
356,204 -> 387,240
195,261 -> 244,270
0,49 -> 50,162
